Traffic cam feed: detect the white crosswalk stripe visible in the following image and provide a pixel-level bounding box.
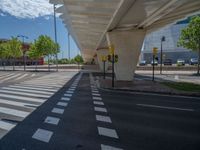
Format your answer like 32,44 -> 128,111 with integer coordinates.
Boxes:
0,71 -> 78,139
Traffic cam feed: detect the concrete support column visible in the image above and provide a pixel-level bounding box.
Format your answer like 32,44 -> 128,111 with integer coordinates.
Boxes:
106,29 -> 146,81
96,49 -> 109,72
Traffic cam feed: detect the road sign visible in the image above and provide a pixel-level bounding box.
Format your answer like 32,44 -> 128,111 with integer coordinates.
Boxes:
101,55 -> 107,62
108,44 -> 115,55
153,47 -> 158,55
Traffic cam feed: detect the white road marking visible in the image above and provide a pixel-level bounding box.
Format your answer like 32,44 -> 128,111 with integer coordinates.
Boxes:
15,73 -> 28,80
9,85 -> 57,92
94,107 -> 107,113
0,74 -> 22,82
31,73 -> 36,77
92,90 -> 99,93
137,104 -> 195,112
93,97 -> 102,100
101,144 -> 123,150
32,128 -> 53,143
2,87 -> 53,95
51,108 -> 64,114
66,91 -> 74,94
0,120 -> 16,131
0,98 -> 38,109
0,106 -> 29,118
57,102 -> 68,107
68,88 -> 75,91
61,97 -> 71,101
98,127 -> 118,138
64,94 -> 72,97
96,115 -> 112,123
0,90 -> 50,98
92,93 -> 101,96
93,101 -> 104,106
0,93 -> 45,103
44,116 -> 60,125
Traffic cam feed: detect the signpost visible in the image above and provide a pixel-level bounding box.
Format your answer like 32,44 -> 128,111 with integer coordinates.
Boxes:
108,44 -> 118,88
101,55 -> 107,79
152,47 -> 158,81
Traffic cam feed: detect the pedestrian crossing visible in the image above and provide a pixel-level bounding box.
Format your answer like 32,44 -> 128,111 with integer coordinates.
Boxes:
0,71 -> 78,139
0,72 -> 38,83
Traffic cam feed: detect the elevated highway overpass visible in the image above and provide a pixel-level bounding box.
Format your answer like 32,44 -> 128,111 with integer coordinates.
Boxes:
49,0 -> 200,81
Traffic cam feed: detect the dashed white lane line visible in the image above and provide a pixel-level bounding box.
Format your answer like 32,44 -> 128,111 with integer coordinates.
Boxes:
32,128 -> 53,143
0,106 -> 29,118
64,94 -> 72,97
44,116 -> 60,125
92,93 -> 101,96
94,107 -> 107,113
93,97 -> 102,100
93,101 -> 104,106
98,127 -> 118,139
101,144 -> 123,150
51,108 -> 64,114
57,102 -> 68,107
61,97 -> 71,101
66,91 -> 74,94
0,120 -> 16,131
96,115 -> 112,123
137,104 -> 195,112
92,90 -> 99,93
68,88 -> 75,91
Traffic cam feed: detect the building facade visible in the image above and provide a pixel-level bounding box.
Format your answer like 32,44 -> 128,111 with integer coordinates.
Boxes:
141,22 -> 198,64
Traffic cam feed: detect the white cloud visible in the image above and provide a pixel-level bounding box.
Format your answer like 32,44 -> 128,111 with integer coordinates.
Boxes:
0,0 -> 54,19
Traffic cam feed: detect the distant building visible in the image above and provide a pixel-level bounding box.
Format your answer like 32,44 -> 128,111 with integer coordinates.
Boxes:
141,22 -> 198,64
0,38 -> 44,65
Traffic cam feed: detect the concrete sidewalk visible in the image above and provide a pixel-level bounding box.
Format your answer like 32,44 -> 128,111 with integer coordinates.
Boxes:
93,74 -> 200,97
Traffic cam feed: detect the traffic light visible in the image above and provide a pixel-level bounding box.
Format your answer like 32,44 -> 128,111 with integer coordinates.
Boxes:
114,55 -> 118,63
108,55 -> 112,62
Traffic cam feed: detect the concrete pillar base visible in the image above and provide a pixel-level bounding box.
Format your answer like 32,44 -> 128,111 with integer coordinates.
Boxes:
106,29 -> 146,81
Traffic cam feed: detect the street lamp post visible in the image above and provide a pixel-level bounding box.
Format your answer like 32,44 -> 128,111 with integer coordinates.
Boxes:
68,33 -> 70,60
17,35 -> 28,71
160,36 -> 165,74
53,4 -> 58,72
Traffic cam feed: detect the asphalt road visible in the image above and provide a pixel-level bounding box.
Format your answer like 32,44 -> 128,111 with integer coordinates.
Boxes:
0,72 -> 200,150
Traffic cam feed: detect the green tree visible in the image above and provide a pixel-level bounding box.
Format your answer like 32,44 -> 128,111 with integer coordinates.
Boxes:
74,54 -> 84,64
6,37 -> 22,70
34,35 -> 60,71
178,16 -> 200,75
28,43 -> 43,71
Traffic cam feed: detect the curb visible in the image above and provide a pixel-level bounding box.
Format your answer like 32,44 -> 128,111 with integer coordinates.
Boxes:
98,86 -> 200,98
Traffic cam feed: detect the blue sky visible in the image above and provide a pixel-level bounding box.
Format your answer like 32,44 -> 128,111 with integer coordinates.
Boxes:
0,0 -> 80,59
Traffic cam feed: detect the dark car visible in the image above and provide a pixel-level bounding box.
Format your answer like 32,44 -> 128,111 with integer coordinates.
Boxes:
190,58 -> 198,65
163,59 -> 172,65
139,60 -> 146,66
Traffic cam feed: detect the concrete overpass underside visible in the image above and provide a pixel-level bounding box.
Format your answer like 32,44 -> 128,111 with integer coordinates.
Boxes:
49,0 -> 200,81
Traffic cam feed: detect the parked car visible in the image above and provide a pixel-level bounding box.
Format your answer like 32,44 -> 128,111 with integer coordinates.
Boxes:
190,58 -> 198,65
139,60 -> 146,66
151,60 -> 158,66
163,59 -> 172,65
177,59 -> 185,66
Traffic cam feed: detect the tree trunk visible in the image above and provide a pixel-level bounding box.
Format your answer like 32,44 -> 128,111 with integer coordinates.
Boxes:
35,60 -> 38,71
198,48 -> 200,76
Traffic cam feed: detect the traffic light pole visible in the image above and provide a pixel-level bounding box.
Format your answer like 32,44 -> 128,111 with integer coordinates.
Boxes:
152,54 -> 155,81
112,53 -> 114,88
103,61 -> 106,79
